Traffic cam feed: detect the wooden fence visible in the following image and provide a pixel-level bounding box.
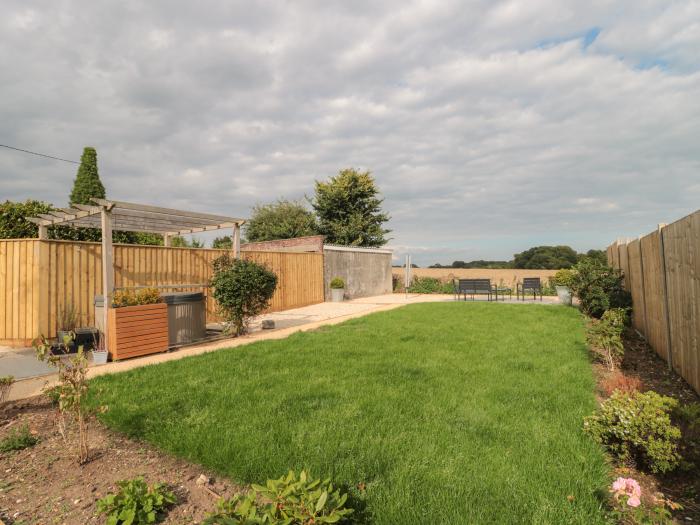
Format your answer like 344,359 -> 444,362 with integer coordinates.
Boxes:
0,239 -> 324,346
607,209 -> 700,394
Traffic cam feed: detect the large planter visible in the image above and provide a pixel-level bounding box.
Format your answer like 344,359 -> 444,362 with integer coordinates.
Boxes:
331,288 -> 345,302
107,303 -> 169,361
556,286 -> 572,306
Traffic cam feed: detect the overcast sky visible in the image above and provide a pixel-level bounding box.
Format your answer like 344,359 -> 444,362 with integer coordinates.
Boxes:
2,1 -> 699,265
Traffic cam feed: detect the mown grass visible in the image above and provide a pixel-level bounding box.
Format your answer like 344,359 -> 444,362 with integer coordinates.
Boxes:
92,303 -> 609,524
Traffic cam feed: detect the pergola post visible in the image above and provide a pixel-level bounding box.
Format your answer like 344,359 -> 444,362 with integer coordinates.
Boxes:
101,207 -> 114,351
38,224 -> 48,239
233,223 -> 241,259
163,233 -> 172,247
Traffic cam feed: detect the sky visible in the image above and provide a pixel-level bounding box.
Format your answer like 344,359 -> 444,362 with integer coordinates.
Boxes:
1,1 -> 699,266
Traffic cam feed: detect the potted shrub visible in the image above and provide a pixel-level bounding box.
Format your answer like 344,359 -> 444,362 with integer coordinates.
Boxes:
552,269 -> 575,306
91,331 -> 108,365
330,277 -> 345,302
108,288 -> 168,361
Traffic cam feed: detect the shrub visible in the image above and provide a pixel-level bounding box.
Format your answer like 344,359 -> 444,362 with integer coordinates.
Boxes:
97,477 -> 176,525
407,277 -> 454,294
0,424 -> 38,452
586,308 -> 628,370
552,268 -> 575,288
570,258 -> 631,318
600,371 -> 644,397
203,470 -> 353,525
34,336 -> 94,463
0,375 -> 14,404
330,277 -> 345,289
674,402 -> 700,431
112,288 -> 162,308
609,477 -> 680,524
210,255 -> 278,336
584,390 -> 681,473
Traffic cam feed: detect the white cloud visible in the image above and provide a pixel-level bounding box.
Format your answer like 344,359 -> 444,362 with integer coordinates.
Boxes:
1,0 -> 698,265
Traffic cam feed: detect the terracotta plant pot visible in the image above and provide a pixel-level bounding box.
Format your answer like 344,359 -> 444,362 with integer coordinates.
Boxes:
107,303 -> 168,361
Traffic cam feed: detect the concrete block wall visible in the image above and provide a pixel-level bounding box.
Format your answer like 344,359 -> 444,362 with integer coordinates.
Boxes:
323,245 -> 393,300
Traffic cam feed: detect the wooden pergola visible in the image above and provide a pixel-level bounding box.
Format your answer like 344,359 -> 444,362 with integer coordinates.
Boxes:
28,198 -> 245,351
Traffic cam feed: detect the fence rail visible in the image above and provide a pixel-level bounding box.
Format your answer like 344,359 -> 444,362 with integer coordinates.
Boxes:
607,209 -> 700,394
0,239 -> 324,345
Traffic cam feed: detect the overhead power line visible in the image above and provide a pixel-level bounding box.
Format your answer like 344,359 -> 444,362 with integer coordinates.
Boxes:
0,143 -> 79,164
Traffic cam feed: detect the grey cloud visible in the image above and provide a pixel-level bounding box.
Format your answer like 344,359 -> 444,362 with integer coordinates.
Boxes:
1,1 -> 699,265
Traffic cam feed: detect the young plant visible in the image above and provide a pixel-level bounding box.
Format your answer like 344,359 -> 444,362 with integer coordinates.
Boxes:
0,424 -> 38,452
584,390 -> 681,473
0,375 -> 14,404
600,371 -> 643,397
203,470 -> 353,525
210,255 -> 277,336
112,288 -> 162,308
58,303 -> 80,332
96,477 -> 176,525
330,277 -> 345,289
586,308 -> 628,370
609,477 -> 680,524
34,334 -> 94,463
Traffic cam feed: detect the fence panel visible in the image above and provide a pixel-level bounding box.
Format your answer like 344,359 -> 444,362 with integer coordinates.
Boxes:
608,209 -> 700,394
0,239 -> 325,344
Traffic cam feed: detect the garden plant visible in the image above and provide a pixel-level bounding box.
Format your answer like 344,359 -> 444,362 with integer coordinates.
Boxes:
210,255 -> 277,336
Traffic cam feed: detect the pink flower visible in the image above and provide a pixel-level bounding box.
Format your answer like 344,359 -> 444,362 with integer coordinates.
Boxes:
610,477 -> 642,507
627,495 -> 641,508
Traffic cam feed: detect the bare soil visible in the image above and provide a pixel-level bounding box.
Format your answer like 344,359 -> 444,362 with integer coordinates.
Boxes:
593,329 -> 700,523
0,397 -> 243,525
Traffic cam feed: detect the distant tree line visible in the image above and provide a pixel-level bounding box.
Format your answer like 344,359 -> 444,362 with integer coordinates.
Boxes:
429,246 -> 607,269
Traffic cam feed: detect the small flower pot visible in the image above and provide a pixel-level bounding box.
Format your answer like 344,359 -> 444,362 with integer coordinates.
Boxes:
556,286 -> 572,306
331,288 -> 345,302
91,350 -> 108,365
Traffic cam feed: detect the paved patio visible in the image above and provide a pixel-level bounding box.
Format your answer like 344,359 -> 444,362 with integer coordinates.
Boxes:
2,293 -> 563,400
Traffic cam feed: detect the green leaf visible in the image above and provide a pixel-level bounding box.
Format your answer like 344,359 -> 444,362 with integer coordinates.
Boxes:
315,490 -> 328,513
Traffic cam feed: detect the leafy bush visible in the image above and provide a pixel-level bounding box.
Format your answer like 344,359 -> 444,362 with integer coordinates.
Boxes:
569,259 -> 631,318
0,375 -> 14,404
584,390 -> 681,473
112,288 -> 162,308
97,477 -> 176,525
204,470 -> 353,525
552,269 -> 575,288
674,402 -> 700,432
330,277 -> 345,289
210,255 -> 278,336
0,424 -> 38,452
586,308 -> 628,370
600,371 -> 644,397
407,277 -> 454,294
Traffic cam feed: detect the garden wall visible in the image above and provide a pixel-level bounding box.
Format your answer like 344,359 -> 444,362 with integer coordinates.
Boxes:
392,268 -> 559,289
0,239 -> 324,346
323,245 -> 393,300
607,209 -> 700,394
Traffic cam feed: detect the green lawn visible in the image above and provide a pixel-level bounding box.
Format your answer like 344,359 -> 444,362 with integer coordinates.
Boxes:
92,303 -> 609,524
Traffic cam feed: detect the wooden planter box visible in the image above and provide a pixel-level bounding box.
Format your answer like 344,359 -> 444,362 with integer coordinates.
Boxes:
107,303 -> 169,361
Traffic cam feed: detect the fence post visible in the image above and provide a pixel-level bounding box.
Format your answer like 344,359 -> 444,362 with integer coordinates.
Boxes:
637,235 -> 648,336
658,223 -> 673,371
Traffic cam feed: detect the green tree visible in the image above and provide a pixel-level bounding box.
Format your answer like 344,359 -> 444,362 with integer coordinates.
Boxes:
69,147 -> 105,206
245,199 -> 318,242
0,200 -> 54,238
578,249 -> 608,266
212,236 -> 232,249
513,245 -> 579,269
311,168 -> 390,246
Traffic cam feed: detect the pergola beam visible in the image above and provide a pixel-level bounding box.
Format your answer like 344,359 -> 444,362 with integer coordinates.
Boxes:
92,198 -> 243,224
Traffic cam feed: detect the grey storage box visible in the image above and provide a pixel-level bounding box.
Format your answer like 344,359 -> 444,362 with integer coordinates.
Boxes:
161,292 -> 206,346
95,292 -> 206,347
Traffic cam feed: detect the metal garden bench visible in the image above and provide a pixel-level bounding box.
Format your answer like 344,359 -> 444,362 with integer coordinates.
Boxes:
517,277 -> 543,301
454,278 -> 496,301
